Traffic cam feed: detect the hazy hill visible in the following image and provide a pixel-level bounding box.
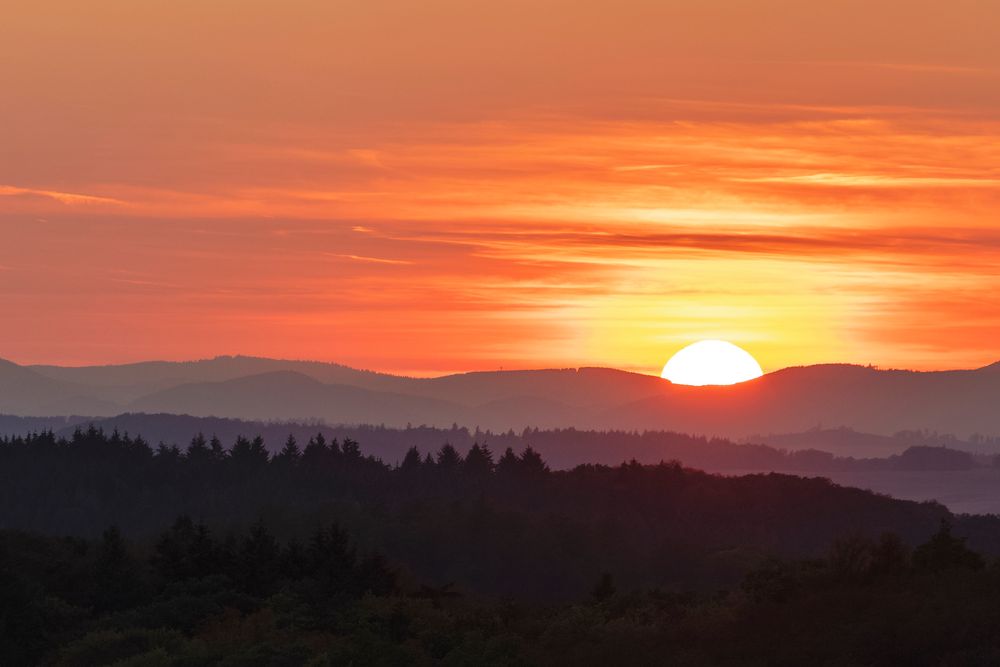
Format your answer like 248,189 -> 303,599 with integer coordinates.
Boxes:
0,414 -> 91,435
748,427 -> 1000,458
127,371 -> 473,426
27,356 -> 414,403
5,357 -> 1000,442
746,427 -> 907,458
608,363 -> 1000,438
0,359 -> 119,416
28,357 -> 663,410
416,367 -> 665,407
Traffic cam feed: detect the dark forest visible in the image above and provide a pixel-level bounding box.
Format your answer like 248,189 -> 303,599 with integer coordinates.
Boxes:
4,427 -> 1000,664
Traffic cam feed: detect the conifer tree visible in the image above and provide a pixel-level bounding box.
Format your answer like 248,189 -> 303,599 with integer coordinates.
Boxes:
437,443 -> 463,470
276,433 -> 302,464
209,434 -> 226,461
302,433 -> 330,467
496,447 -> 520,475
519,446 -> 549,475
464,443 -> 494,476
400,446 -> 423,472
342,437 -> 361,460
186,433 -> 212,464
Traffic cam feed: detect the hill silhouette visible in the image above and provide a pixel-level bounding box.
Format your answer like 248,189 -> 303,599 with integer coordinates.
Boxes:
4,357 -> 1000,443
126,371 -> 472,425
0,359 -> 119,415
607,363 -> 1000,438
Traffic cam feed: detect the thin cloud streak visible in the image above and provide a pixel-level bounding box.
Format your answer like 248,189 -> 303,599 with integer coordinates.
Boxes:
0,185 -> 124,206
325,253 -> 414,266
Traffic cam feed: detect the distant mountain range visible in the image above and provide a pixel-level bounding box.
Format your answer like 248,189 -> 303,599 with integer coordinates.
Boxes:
3,355 -> 1000,439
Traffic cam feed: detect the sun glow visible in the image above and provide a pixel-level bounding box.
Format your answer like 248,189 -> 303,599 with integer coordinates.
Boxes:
661,340 -> 764,386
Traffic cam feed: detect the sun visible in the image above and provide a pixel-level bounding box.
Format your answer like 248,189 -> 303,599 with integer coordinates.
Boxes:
661,340 -> 764,386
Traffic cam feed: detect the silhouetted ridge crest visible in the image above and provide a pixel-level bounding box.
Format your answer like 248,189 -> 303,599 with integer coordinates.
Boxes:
5,356 -> 1000,438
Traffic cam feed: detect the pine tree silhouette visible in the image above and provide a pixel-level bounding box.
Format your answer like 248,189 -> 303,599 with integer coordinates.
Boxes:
400,446 -> 423,472
496,447 -> 519,475
463,443 -> 494,476
276,433 -> 302,464
436,444 -> 463,470
186,433 -> 212,464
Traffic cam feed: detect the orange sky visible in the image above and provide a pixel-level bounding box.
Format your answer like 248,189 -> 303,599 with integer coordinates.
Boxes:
2,0 -> 1000,374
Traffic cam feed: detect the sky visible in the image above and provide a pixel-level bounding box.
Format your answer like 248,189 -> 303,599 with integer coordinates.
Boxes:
2,0 -> 999,375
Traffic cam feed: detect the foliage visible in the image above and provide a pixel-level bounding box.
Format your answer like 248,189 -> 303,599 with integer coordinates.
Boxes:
3,520 -> 1000,665
4,427 -> 1000,663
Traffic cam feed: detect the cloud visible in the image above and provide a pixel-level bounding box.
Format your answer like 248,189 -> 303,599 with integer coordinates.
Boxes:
325,253 -> 414,266
0,185 -> 124,206
730,174 -> 1000,189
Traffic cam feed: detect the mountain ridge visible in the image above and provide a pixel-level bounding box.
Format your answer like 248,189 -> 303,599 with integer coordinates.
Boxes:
4,356 -> 1000,438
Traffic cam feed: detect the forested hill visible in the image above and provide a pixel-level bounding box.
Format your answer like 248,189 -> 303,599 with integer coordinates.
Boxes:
7,427 -> 1000,665
1,412 -> 989,471
3,427 -> 997,600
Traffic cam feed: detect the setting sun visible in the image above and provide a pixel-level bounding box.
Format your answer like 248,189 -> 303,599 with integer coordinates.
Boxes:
661,340 -> 764,386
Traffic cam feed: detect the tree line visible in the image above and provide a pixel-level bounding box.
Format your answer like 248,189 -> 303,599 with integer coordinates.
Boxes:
3,426 -> 1000,601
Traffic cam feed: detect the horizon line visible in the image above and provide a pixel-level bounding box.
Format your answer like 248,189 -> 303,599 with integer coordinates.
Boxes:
5,353 -> 999,380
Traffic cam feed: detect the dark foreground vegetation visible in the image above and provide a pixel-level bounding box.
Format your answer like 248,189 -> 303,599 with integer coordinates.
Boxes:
4,427 -> 1000,664
5,517 -> 1000,665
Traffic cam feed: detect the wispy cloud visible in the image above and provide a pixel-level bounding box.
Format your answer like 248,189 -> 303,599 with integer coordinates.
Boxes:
0,185 -> 124,206
325,253 -> 414,266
